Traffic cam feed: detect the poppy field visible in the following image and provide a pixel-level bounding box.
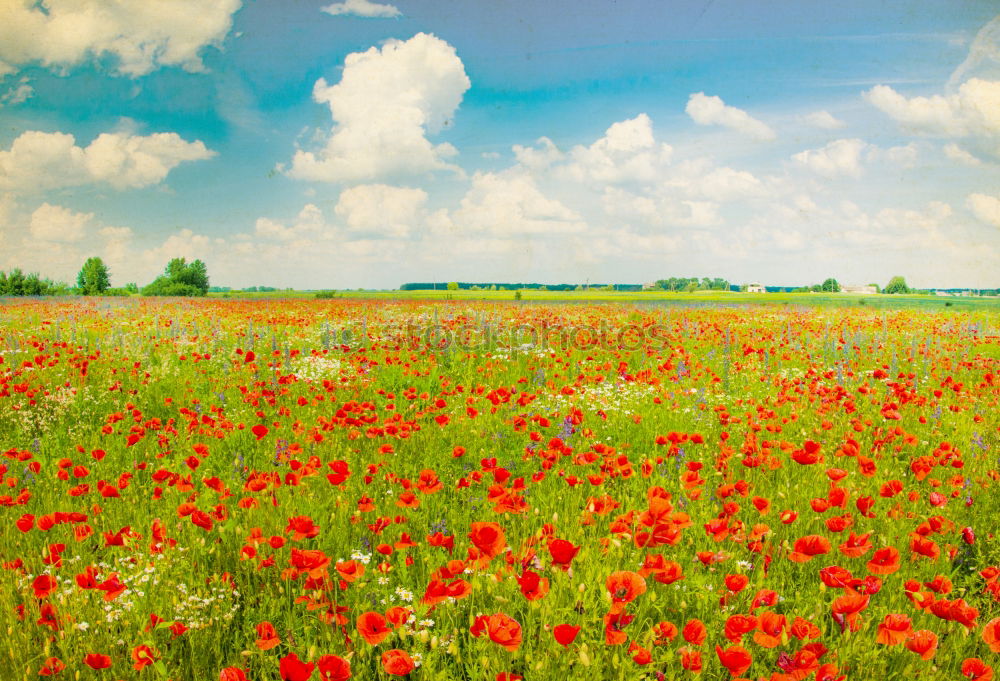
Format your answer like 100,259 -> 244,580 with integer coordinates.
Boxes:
2,297 -> 1000,681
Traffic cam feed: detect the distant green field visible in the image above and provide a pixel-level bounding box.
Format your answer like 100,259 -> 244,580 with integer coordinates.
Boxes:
208,288 -> 1000,310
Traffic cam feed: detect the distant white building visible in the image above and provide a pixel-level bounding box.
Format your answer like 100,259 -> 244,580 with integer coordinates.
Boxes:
746,283 -> 765,293
842,285 -> 878,294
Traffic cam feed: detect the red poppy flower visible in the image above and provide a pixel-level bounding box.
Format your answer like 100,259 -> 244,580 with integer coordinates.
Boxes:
220,668 -> 250,681
548,538 -> 580,569
131,645 -> 158,671
32,574 -> 57,599
553,624 -> 581,647
680,647 -> 703,672
279,652 -> 315,681
790,617 -> 822,640
904,630 -> 938,660
515,570 -> 549,601
471,613 -> 522,652
724,574 -> 749,592
716,645 -> 752,677
875,614 -> 912,645
867,547 -> 900,575
286,516 -> 320,540
605,571 -> 646,611
38,657 -> 65,676
357,611 -> 391,645
469,522 -> 506,559
84,654 -> 112,670
962,658 -> 994,681
385,606 -> 411,630
381,649 -> 415,676
788,535 -> 831,562
838,532 -> 873,558
256,621 -> 281,650
629,641 -> 652,665
982,617 -> 1000,653
724,614 -> 758,643
316,654 -> 351,681
752,612 -> 786,648
683,619 -> 707,646
335,560 -> 364,583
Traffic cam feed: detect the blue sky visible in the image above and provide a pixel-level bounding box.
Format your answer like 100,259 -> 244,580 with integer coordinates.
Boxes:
1,0 -> 998,289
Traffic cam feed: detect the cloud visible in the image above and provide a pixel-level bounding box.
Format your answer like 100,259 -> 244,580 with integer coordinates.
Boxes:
0,129 -> 214,192
865,78 -> 1000,140
685,93 -> 776,141
803,110 -> 846,129
558,113 -> 674,184
0,77 -> 33,106
867,143 -> 919,167
694,167 -> 767,202
948,16 -> 1000,89
944,143 -> 984,166
321,0 -> 400,18
512,137 -> 564,172
0,0 -> 242,77
287,33 -> 470,183
253,204 -> 332,242
449,170 -> 586,235
29,203 -> 93,242
792,138 -> 868,177
601,187 -> 721,228
968,192 -> 1000,228
335,184 -> 427,238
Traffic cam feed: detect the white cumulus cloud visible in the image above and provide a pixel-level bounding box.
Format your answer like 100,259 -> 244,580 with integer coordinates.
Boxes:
685,93 -> 776,141
287,33 -> 470,183
321,0 -> 400,18
792,138 -> 868,177
449,170 -> 586,235
559,113 -> 674,184
865,78 -> 1000,140
803,110 -> 847,130
0,0 -> 242,77
335,184 -> 427,238
0,130 -> 214,192
968,193 -> 1000,228
944,143 -> 984,166
29,203 -> 93,242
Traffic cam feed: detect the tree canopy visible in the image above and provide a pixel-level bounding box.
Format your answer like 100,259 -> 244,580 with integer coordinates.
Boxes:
884,276 -> 910,295
77,257 -> 111,295
142,258 -> 210,296
0,269 -> 65,296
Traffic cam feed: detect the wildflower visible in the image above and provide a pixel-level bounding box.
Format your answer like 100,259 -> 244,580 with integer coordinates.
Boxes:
381,649 -> 415,676
553,624 -> 581,647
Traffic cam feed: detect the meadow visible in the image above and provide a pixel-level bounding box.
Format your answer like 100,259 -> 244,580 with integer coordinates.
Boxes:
1,296 -> 999,681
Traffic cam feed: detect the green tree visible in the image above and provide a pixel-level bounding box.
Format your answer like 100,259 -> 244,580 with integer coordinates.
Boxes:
142,258 -> 210,296
884,276 -> 910,294
447,281 -> 459,291
77,257 -> 111,295
821,278 -> 841,292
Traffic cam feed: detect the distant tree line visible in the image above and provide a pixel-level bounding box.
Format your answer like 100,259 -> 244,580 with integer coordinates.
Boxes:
0,269 -> 68,296
654,277 -> 732,292
788,278 -> 843,293
401,282 -> 644,291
